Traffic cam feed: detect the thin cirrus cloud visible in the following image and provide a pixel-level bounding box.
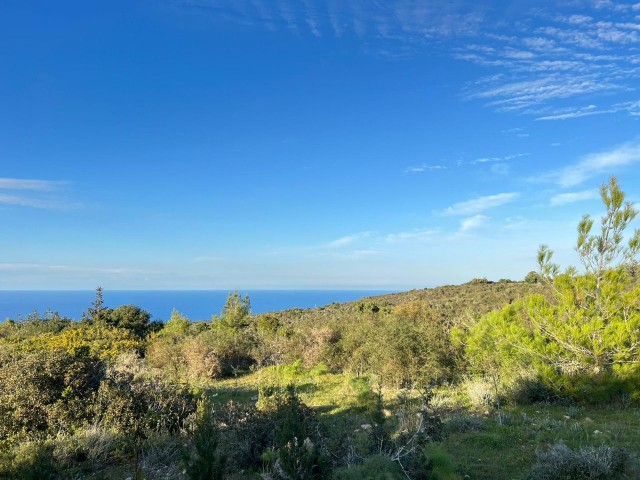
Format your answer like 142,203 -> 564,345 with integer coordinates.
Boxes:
443,192 -> 518,216
551,141 -> 640,187
460,214 -> 489,232
386,228 -> 438,242
181,0 -> 486,39
183,1 -> 639,118
326,231 -> 372,248
550,189 -> 599,206
0,178 -> 66,191
403,164 -> 446,174
458,2 -> 640,119
0,177 -> 74,209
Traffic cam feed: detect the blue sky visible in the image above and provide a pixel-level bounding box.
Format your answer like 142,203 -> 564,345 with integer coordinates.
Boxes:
2,0 -> 640,289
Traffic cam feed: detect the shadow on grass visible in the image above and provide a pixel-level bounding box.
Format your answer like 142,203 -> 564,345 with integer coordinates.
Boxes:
207,386 -> 258,405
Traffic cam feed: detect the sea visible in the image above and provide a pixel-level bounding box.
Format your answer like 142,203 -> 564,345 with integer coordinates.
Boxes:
0,290 -> 395,322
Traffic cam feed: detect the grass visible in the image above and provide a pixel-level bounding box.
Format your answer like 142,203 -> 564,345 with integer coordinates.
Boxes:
436,404 -> 640,480
202,367 -> 640,480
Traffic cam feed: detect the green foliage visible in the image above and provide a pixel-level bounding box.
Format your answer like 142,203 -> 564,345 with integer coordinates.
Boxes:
0,441 -> 57,480
203,326 -> 255,377
423,444 -> 459,480
333,455 -> 405,480
84,286 -> 108,324
575,177 -> 640,295
465,178 -> 640,402
0,349 -> 102,441
273,386 -> 330,479
524,271 -> 541,284
93,366 -> 195,436
104,304 -> 152,339
161,309 -> 191,337
0,311 -> 72,341
183,397 -> 225,480
216,291 -> 252,330
374,301 -> 455,387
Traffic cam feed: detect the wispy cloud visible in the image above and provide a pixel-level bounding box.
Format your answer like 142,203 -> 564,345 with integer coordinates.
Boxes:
460,214 -> 489,231
180,0 -> 488,56
0,263 -> 135,275
0,178 -> 76,209
0,193 -> 63,209
471,153 -> 529,164
535,104 -> 607,120
386,228 -> 438,242
443,192 -> 518,216
549,141 -> 640,187
458,3 -> 640,118
502,127 -> 530,138
327,231 -> 372,248
550,189 -> 599,206
0,178 -> 66,191
182,1 -> 640,118
403,164 -> 446,174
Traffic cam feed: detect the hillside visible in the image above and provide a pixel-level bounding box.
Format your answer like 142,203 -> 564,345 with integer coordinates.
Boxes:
268,278 -> 550,330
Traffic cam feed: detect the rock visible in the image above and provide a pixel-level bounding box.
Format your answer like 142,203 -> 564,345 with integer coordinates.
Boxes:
360,424 -> 372,430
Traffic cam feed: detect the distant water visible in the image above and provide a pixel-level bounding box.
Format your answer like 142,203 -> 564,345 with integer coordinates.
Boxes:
0,290 -> 394,322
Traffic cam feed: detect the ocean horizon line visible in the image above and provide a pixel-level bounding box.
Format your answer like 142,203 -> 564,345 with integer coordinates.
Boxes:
0,289 -> 401,321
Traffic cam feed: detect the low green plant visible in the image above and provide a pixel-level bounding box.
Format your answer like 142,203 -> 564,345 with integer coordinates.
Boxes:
528,441 -> 626,480
444,414 -> 485,433
333,455 -> 405,480
182,397 -> 226,480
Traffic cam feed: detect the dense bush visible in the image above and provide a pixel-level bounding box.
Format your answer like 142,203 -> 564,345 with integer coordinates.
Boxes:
93,367 -> 195,435
0,349 -> 102,441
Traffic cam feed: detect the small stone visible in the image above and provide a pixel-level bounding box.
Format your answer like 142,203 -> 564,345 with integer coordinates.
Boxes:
593,430 -> 602,434
563,415 -> 571,419
361,424 -> 372,430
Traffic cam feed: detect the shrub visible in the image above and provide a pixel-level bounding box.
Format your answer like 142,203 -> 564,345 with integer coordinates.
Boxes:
504,375 -> 554,405
462,377 -> 496,409
183,335 -> 223,380
104,305 -> 152,339
93,368 -> 195,436
182,398 -> 225,480
444,414 -> 485,433
0,349 -> 102,441
524,271 -> 541,284
528,441 -> 626,480
0,441 -> 57,480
